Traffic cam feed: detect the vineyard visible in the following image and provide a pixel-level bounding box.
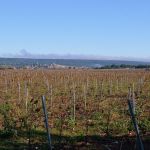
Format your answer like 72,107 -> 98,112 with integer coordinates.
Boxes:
0,69 -> 150,150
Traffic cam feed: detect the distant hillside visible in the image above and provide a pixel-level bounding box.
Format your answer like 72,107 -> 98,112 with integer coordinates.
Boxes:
0,58 -> 150,68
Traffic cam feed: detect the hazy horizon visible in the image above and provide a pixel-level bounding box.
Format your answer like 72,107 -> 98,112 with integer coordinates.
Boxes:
0,49 -> 150,62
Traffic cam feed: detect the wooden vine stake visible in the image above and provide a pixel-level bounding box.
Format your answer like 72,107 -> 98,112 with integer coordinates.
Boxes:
42,96 -> 52,150
83,85 -> 87,111
18,79 -> 21,102
25,82 -> 29,113
128,87 -> 144,150
73,83 -> 76,122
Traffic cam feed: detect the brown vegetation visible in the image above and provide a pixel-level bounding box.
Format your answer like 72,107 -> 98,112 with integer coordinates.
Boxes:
0,69 -> 149,149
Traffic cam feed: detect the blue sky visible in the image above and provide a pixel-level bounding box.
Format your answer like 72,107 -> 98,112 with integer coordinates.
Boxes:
0,0 -> 150,59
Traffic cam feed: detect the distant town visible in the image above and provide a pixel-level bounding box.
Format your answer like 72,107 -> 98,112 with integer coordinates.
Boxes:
0,63 -> 86,70
1,63 -> 150,70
